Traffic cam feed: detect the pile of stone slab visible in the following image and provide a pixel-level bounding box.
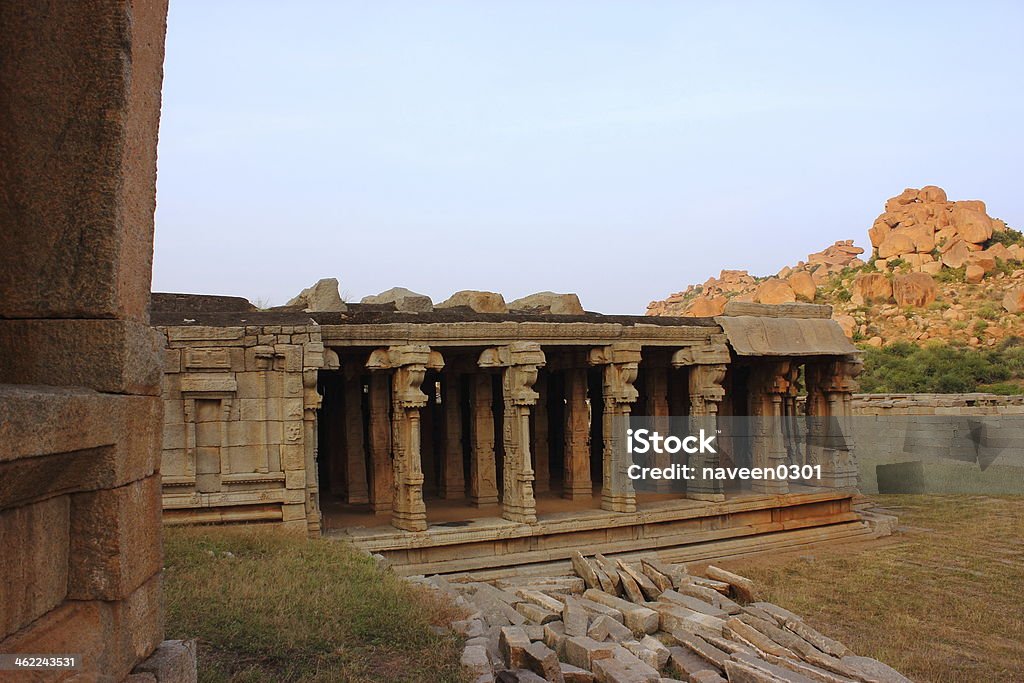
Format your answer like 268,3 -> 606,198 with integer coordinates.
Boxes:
408,552 -> 911,683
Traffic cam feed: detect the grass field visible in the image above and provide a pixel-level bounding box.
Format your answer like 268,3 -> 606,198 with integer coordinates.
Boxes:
163,527 -> 468,683
164,496 -> 1023,682
717,495 -> 1024,683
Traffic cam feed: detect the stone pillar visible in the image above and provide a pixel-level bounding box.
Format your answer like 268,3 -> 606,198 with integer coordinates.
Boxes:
748,361 -> 792,495
367,372 -> 393,513
562,367 -> 592,501
440,371 -> 466,499
805,356 -> 862,489
644,365 -> 672,492
677,358 -> 728,501
480,343 -> 546,524
342,363 -> 369,504
367,345 -> 443,531
469,373 -> 499,506
532,371 -> 550,494
302,369 -> 323,534
588,343 -> 641,513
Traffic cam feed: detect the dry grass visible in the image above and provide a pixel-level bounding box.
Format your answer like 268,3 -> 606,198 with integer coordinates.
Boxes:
163,526 -> 469,683
717,495 -> 1024,683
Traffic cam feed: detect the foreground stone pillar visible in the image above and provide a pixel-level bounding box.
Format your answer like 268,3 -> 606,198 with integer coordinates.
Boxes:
532,371 -> 550,494
440,371 -> 466,499
343,362 -> 369,504
562,367 -> 592,501
367,373 -> 393,513
480,343 -> 546,524
469,373 -> 499,506
805,356 -> 862,489
588,343 -> 641,513
367,345 -> 443,531
748,361 -> 792,495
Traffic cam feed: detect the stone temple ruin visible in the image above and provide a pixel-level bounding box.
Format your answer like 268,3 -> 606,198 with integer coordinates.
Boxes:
154,286 -> 871,574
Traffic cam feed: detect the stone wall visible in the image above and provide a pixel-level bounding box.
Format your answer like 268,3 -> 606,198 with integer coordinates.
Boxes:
851,393 -> 1024,415
0,2 -> 194,680
160,324 -> 327,534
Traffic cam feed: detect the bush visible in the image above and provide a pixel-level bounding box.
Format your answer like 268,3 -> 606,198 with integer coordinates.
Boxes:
857,340 -> 1024,393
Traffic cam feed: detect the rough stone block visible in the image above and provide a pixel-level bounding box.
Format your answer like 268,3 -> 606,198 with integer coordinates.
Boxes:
0,496 -> 70,640
499,626 -> 531,669
523,641 -> 563,682
69,475 -> 163,600
592,656 -> 660,683
561,662 -> 596,683
564,635 -> 616,671
0,320 -> 162,394
583,589 -> 659,635
132,639 -> 197,683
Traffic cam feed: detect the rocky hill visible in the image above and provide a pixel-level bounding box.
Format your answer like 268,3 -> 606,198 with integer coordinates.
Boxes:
647,186 -> 1024,349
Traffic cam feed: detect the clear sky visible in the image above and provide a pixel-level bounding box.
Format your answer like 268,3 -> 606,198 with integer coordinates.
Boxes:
152,1 -> 1024,314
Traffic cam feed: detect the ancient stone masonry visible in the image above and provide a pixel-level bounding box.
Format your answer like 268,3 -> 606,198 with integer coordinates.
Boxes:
805,358 -> 863,489
160,321 -> 327,533
414,552 -> 909,683
0,1 -> 196,679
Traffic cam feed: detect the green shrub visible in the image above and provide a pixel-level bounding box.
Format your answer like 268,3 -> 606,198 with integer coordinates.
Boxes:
858,340 -> 1024,393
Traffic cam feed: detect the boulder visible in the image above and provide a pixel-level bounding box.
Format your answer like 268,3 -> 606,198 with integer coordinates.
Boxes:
918,185 -> 947,203
787,271 -> 817,302
920,261 -> 943,276
754,279 -> 796,305
286,278 -> 347,312
437,290 -> 508,314
360,286 -> 432,312
941,240 -> 972,269
877,233 -> 915,259
850,273 -> 892,305
1003,288 -> 1024,314
508,291 -> 584,316
967,252 -> 997,274
684,295 -> 727,317
892,273 -> 937,308
951,206 -> 994,244
965,265 -> 985,284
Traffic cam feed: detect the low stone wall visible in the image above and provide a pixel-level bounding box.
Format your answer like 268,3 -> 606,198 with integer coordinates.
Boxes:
851,393 -> 1024,415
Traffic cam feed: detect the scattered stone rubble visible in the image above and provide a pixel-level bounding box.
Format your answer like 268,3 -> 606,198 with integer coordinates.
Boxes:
410,554 -> 911,683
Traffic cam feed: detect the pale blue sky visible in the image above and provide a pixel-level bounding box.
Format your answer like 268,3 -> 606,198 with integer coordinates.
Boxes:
152,1 -> 1024,314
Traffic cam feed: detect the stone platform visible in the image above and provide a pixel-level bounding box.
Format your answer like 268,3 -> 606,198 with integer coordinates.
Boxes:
332,487 -> 867,575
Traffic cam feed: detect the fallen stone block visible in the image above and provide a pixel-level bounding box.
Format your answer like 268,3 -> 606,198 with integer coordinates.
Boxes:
658,591 -> 728,618
763,653 -> 859,683
461,644 -> 492,679
517,601 -> 560,624
724,658 -> 787,683
524,640 -> 564,682
688,672 -> 727,683
563,597 -> 591,637
618,570 -> 646,604
584,589 -> 660,635
639,559 -> 674,593
544,620 -> 567,654
623,638 -> 669,670
673,633 -> 731,670
839,655 -> 913,683
500,626 -> 532,669
652,602 -> 726,636
589,614 -> 633,643
517,588 -> 566,613
783,619 -> 849,658
562,662 -> 597,683
704,566 -> 758,603
573,552 -> 602,589
596,567 -> 619,595
639,635 -> 671,669
725,618 -> 796,659
667,646 -> 720,679
595,554 -> 624,594
751,602 -> 802,627
618,561 -> 662,600
690,577 -> 731,595
578,598 -> 625,624
564,635 -> 617,671
737,613 -> 820,660
525,624 -> 546,642
592,656 -> 660,683
730,652 -> 818,683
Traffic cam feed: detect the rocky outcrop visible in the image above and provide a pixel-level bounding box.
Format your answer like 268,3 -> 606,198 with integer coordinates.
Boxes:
361,287 -> 433,312
437,290 -> 509,314
850,273 -> 892,305
508,292 -> 585,316
892,273 -> 938,308
286,278 -> 347,312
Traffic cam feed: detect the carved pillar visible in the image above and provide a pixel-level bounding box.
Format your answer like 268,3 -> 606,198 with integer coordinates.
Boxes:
469,372 -> 499,506
440,371 -> 466,499
562,367 -> 592,501
672,345 -> 730,501
588,343 -> 641,513
367,345 -> 443,531
367,372 -> 393,513
644,365 -> 672,492
343,362 -> 369,504
748,361 -> 792,495
302,369 -> 323,534
805,356 -> 862,489
479,343 -> 546,524
532,371 -> 550,494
